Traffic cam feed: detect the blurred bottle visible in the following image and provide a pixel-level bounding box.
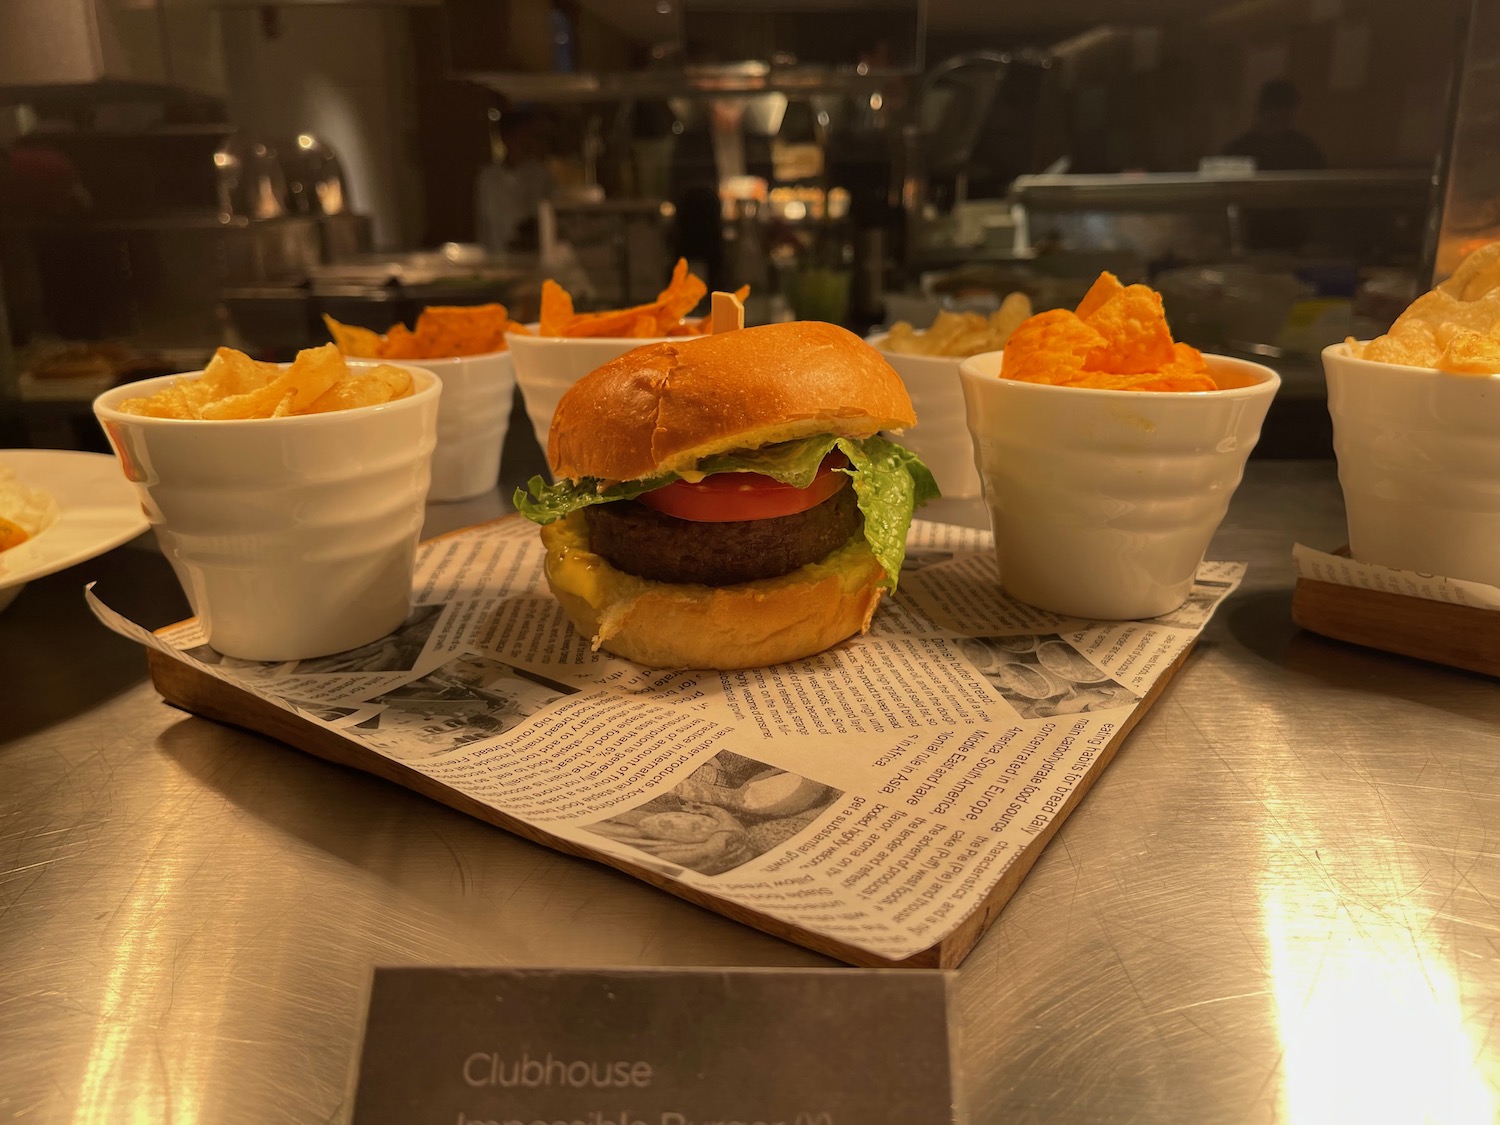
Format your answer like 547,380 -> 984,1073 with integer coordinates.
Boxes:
786,189 -> 853,326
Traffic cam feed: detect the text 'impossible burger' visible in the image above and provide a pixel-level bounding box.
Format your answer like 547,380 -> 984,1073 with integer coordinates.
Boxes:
515,321 -> 939,669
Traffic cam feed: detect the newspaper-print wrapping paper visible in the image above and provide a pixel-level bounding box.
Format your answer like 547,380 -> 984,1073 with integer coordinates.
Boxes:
1293,544 -> 1500,611
89,519 -> 1243,961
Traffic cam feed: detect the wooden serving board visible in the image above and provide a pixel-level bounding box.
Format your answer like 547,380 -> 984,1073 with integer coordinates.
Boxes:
145,641 -> 1193,969
1291,557 -> 1500,678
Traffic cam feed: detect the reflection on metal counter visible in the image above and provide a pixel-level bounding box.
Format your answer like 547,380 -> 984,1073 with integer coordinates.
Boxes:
3,462 -> 1499,1123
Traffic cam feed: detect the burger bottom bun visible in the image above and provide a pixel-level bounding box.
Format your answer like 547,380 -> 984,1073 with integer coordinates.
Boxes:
540,513 -> 886,670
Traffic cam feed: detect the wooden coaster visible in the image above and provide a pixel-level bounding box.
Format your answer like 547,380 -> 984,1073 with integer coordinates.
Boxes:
1292,551 -> 1500,677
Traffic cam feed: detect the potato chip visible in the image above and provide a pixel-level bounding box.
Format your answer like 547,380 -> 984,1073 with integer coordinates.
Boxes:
1436,328 -> 1500,374
200,343 -> 344,419
999,273 -> 1213,392
304,364 -> 412,413
1355,321 -> 1436,367
116,344 -> 415,420
992,291 -> 1033,340
322,315 -> 385,359
1438,241 -> 1500,303
881,293 -> 1035,357
1355,244 -> 1500,374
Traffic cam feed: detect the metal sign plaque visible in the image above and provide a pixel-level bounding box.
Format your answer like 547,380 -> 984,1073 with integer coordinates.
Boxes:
351,967 -> 954,1125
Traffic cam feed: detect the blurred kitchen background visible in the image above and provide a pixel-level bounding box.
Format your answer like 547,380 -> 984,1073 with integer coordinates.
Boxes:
1,0 -> 1495,455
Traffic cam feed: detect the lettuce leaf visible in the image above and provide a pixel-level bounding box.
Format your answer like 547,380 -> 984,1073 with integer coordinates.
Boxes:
836,434 -> 940,585
512,433 -> 939,589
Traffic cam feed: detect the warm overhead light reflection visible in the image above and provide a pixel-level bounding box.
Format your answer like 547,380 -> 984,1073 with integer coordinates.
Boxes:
296,133 -> 315,149
70,859 -> 210,1124
1265,884 -> 1494,1125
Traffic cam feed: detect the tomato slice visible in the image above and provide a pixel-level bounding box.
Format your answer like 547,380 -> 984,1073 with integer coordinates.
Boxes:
638,455 -> 849,523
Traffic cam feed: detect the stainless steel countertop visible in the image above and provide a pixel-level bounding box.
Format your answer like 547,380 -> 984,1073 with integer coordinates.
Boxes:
3,458 -> 1499,1124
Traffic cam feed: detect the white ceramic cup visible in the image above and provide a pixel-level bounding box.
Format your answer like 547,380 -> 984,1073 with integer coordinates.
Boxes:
507,326 -> 672,459
868,334 -> 982,498
1323,342 -> 1500,586
958,352 -> 1280,620
422,350 -> 514,502
93,363 -> 440,661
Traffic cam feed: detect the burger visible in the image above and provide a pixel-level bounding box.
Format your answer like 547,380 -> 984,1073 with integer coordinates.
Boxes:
514,320 -> 938,669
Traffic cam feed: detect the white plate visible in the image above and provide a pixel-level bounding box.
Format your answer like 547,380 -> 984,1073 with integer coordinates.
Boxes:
0,449 -> 149,609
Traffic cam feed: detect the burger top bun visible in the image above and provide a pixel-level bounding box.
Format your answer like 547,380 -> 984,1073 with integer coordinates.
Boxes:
548,321 -> 917,483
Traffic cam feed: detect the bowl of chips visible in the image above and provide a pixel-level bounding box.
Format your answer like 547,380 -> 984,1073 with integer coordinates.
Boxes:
325,304 -> 526,502
959,273 -> 1279,620
870,295 -> 1034,497
1322,243 -> 1500,586
507,261 -> 736,458
93,345 -> 441,661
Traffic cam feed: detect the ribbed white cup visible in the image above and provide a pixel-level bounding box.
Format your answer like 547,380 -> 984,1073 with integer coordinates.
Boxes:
959,352 -> 1279,620
422,350 -> 514,501
93,363 -> 440,661
507,326 -> 672,459
1324,342 -> 1500,586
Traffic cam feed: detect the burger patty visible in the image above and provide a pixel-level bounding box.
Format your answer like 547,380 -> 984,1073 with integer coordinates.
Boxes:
583,482 -> 863,587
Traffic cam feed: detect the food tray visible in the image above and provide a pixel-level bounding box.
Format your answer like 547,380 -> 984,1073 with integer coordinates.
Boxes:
143,643 -> 1192,968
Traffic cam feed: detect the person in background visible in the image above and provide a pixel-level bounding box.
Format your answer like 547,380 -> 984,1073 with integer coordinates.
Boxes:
1224,79 -> 1325,251
474,107 -> 555,254
1225,79 -> 1325,171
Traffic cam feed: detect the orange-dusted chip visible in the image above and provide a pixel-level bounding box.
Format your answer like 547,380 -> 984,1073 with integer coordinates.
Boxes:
538,259 -> 730,337
567,308 -> 645,337
627,313 -> 662,337
1001,309 -> 1109,384
377,322 -> 421,359
1127,370 -> 1218,392
1075,271 -> 1126,321
1001,271 -> 1214,392
652,258 -> 709,330
1170,341 -> 1207,371
1081,284 -> 1177,374
410,304 -> 512,356
540,279 -> 575,336
325,304 -> 524,360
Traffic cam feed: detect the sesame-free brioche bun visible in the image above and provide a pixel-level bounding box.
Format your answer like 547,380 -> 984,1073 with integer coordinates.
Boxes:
540,513 -> 885,670
548,320 -> 916,482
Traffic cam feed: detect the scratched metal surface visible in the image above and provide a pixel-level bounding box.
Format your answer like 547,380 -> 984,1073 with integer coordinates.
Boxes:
3,458 -> 1498,1124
